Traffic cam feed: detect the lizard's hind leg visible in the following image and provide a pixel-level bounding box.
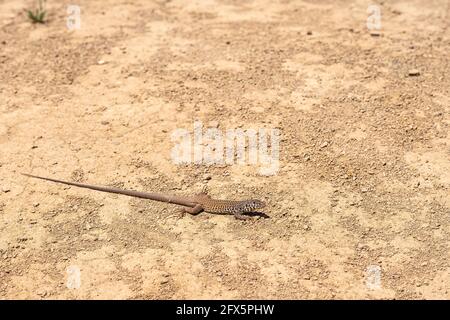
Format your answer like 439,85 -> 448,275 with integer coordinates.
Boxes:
181,204 -> 204,215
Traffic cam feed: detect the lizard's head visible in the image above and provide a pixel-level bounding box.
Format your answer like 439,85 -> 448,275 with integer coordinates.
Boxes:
240,199 -> 266,212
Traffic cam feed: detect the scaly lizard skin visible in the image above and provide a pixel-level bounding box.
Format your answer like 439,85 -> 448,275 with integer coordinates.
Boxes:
22,173 -> 266,220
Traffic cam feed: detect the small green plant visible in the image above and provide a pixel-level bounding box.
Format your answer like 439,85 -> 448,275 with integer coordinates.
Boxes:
27,0 -> 46,24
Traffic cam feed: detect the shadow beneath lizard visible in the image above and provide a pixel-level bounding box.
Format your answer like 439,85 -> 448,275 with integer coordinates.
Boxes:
194,211 -> 270,219
245,211 -> 270,219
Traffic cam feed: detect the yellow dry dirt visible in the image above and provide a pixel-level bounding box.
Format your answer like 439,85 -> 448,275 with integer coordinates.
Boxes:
0,0 -> 449,299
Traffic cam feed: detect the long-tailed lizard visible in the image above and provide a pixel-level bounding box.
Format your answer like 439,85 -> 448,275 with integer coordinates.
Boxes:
22,173 -> 266,220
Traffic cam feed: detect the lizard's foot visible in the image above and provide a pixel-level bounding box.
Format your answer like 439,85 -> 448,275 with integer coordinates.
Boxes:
234,213 -> 251,220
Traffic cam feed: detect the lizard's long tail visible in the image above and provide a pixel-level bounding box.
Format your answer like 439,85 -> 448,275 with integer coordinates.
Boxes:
21,173 -> 196,208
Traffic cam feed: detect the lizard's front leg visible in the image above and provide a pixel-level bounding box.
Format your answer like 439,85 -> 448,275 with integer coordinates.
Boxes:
181,204 -> 204,215
234,212 -> 251,220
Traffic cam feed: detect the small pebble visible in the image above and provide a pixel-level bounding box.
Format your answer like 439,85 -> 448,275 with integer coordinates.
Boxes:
408,69 -> 420,76
36,289 -> 47,297
320,141 -> 328,148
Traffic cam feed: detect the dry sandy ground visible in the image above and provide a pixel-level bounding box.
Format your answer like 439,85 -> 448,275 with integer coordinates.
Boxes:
0,0 -> 449,299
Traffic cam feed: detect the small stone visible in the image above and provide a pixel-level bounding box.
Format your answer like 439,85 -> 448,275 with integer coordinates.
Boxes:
160,279 -> 169,284
2,187 -> 10,193
408,69 -> 420,76
33,202 -> 40,207
306,31 -> 312,35
369,30 -> 381,37
97,60 -> 106,65
203,175 -> 212,181
36,289 -> 47,297
320,141 -> 328,148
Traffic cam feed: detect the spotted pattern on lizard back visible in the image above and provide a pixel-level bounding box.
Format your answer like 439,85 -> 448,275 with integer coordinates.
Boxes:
191,194 -> 266,216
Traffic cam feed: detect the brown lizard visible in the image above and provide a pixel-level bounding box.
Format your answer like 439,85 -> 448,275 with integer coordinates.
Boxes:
22,173 -> 266,220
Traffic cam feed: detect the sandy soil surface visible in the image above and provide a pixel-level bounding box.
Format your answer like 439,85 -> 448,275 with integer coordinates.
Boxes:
0,0 -> 449,299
